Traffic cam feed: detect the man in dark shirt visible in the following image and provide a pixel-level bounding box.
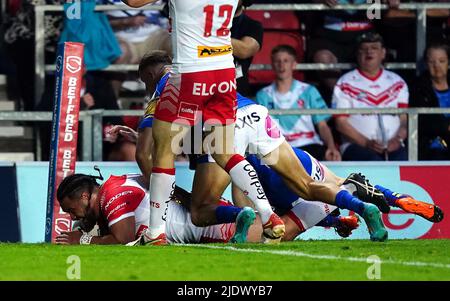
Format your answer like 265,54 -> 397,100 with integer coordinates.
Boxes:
231,0 -> 264,97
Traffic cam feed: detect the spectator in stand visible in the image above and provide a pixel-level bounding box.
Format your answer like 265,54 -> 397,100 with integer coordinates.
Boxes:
37,70 -> 136,162
4,0 -> 64,111
307,0 -> 401,104
256,45 -> 341,161
379,0 -> 449,64
231,0 -> 264,97
411,43 -> 450,160
333,32 -> 409,161
105,0 -> 171,97
105,0 -> 171,65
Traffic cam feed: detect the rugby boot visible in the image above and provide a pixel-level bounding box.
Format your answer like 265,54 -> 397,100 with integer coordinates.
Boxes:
361,203 -> 388,242
262,213 -> 285,244
343,173 -> 391,214
396,197 -> 444,223
140,230 -> 168,246
230,207 -> 256,243
335,215 -> 360,238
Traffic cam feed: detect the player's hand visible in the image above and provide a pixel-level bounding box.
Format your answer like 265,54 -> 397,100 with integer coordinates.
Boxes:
325,147 -> 341,161
366,139 -> 385,154
55,231 -> 82,245
108,125 -> 138,143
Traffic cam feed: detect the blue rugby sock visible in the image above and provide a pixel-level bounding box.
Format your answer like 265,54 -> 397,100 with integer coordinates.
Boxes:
375,185 -> 406,207
317,215 -> 340,227
335,190 -> 365,216
215,206 -> 242,224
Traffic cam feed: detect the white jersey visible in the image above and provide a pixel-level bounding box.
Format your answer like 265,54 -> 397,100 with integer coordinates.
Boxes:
332,68 -> 409,153
169,0 -> 238,73
205,103 -> 286,161
166,200 -> 235,244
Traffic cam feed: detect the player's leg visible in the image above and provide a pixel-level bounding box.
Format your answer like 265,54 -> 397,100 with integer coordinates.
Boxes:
261,143 -> 387,241
190,161 -> 237,226
342,173 -> 444,223
373,184 -> 444,223
315,211 -> 360,238
146,70 -> 201,244
201,75 -> 285,240
147,118 -> 189,244
207,124 -> 285,240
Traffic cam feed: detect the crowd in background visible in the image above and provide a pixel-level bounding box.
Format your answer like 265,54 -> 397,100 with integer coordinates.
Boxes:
0,0 -> 449,161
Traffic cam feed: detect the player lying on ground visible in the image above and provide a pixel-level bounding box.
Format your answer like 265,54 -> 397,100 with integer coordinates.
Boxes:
54,171 -> 359,245
113,122 -> 443,243
122,51 -> 387,242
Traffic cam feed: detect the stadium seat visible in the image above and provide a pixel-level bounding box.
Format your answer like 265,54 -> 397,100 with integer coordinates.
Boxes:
249,31 -> 305,85
244,10 -> 300,31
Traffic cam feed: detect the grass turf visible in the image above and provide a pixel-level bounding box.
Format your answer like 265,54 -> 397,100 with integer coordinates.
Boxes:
0,239 -> 449,281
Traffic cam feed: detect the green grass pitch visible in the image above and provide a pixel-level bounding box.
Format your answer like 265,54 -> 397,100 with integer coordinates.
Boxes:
0,240 -> 449,281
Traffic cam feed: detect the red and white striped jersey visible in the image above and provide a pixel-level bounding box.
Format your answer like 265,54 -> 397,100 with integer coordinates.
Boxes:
332,68 -> 409,151
98,174 -> 149,238
169,0 -> 238,73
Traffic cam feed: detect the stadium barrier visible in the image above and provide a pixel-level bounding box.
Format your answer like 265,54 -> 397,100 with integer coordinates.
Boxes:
3,107 -> 450,161
0,162 -> 20,242
9,161 -> 450,243
34,2 -> 450,107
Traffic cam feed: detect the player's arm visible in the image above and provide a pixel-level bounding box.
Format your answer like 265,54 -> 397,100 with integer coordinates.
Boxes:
56,217 -> 136,245
231,37 -> 260,59
91,217 -> 136,245
136,127 -> 153,188
121,0 -> 158,8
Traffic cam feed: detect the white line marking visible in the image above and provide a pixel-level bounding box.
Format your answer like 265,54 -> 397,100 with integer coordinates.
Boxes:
178,244 -> 450,269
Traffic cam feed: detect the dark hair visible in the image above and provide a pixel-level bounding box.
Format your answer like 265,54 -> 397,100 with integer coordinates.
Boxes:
425,42 -> 450,60
271,45 -> 297,59
57,167 -> 104,204
356,32 -> 385,48
138,50 -> 172,75
242,0 -> 254,8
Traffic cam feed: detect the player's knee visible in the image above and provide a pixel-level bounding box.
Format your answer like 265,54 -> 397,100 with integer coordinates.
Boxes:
190,210 -> 206,227
307,181 -> 337,203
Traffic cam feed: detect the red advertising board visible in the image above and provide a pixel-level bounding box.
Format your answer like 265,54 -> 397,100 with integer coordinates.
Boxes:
45,42 -> 84,243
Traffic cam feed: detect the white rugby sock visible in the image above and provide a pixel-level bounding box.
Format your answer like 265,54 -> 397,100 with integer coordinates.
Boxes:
225,154 -> 273,224
149,167 -> 175,238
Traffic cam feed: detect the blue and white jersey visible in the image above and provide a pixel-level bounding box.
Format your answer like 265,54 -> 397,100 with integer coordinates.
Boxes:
256,80 -> 330,148
246,147 -> 324,213
138,72 -> 170,129
237,93 -> 255,109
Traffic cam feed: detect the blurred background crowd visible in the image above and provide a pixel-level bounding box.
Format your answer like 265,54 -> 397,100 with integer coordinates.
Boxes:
0,0 -> 449,162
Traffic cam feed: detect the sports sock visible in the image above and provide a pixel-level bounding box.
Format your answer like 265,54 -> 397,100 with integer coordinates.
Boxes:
225,154 -> 273,224
317,215 -> 340,227
215,206 -> 242,224
149,167 -> 175,238
374,185 -> 407,207
335,190 -> 365,216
